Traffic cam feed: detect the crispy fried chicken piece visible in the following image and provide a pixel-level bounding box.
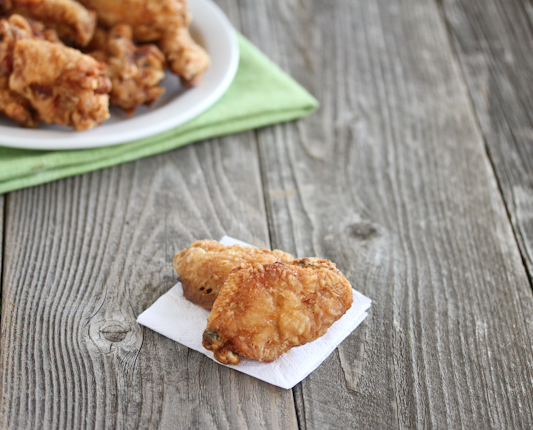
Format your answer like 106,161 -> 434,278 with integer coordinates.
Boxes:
78,0 -> 209,85
0,0 -> 97,46
157,25 -> 209,87
1,14 -> 110,129
0,14 -> 60,127
0,15 -> 40,126
174,240 -> 294,310
203,258 -> 353,365
9,37 -> 111,130
0,74 -> 38,126
88,25 -> 166,114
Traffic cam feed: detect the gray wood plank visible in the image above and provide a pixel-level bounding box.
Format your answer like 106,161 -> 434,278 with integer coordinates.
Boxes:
0,135 -> 298,429
441,0 -> 533,282
240,0 -> 533,428
521,0 -> 533,31
0,194 -> 3,315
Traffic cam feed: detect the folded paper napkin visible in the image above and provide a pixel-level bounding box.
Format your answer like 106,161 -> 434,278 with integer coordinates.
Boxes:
0,34 -> 318,194
137,236 -> 372,389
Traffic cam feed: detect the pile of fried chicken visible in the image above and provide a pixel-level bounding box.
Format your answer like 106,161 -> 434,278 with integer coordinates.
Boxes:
174,240 -> 354,365
0,0 -> 209,130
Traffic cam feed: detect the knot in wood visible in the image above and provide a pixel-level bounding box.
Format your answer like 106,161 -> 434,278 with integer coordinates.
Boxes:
347,221 -> 378,241
88,316 -> 142,354
99,321 -> 130,343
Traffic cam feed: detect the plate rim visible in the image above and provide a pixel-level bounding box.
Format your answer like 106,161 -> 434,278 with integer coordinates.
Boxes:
0,0 -> 239,150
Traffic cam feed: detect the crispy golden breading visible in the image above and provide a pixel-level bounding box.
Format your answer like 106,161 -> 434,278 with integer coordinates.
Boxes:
88,25 -> 166,114
78,0 -> 209,85
157,25 -> 209,87
0,14 -> 110,129
0,14 -> 61,127
10,37 -> 111,130
0,0 -> 97,46
0,73 -> 39,127
78,0 -> 189,40
0,1 -> 209,130
0,15 -> 40,126
173,240 -> 294,310
203,259 -> 353,365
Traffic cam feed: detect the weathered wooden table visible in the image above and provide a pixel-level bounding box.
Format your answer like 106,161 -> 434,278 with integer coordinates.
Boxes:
1,0 -> 533,428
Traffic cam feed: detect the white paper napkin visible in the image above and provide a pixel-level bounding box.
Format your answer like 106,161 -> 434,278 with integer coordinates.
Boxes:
137,236 -> 372,389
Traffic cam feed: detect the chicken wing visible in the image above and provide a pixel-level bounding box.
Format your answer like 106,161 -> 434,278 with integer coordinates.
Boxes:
0,14 -> 41,126
203,258 -> 353,365
77,0 -> 209,85
0,14 -> 63,127
88,25 -> 166,114
174,240 -> 294,310
0,74 -> 38,126
157,25 -> 209,87
0,0 -> 97,46
7,25 -> 111,130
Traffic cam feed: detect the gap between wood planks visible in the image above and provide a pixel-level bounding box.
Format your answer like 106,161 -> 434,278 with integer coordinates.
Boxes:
435,0 -> 533,292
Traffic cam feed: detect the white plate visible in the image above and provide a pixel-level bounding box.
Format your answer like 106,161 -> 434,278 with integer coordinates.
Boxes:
0,0 -> 239,150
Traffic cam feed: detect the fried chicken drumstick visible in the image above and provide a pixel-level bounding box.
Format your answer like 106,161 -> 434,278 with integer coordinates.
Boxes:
174,240 -> 294,310
203,258 -> 353,365
0,14 -> 111,130
78,0 -> 209,85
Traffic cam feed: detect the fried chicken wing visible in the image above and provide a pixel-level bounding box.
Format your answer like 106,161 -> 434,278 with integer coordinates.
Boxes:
203,259 -> 353,365
9,35 -> 111,130
0,14 -> 40,126
87,25 -> 166,114
0,14 -> 63,127
0,74 -> 38,126
0,14 -> 110,129
0,0 -> 97,46
174,240 -> 294,310
78,0 -> 209,85
157,25 -> 209,87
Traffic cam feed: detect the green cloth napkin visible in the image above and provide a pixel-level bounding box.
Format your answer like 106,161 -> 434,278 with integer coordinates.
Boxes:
0,34 -> 318,194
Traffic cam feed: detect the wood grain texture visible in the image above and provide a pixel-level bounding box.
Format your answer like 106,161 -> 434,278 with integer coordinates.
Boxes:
240,0 -> 533,428
441,0 -> 533,282
0,195 -> 3,314
524,0 -> 533,26
2,0 -> 533,429
0,135 -> 298,429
